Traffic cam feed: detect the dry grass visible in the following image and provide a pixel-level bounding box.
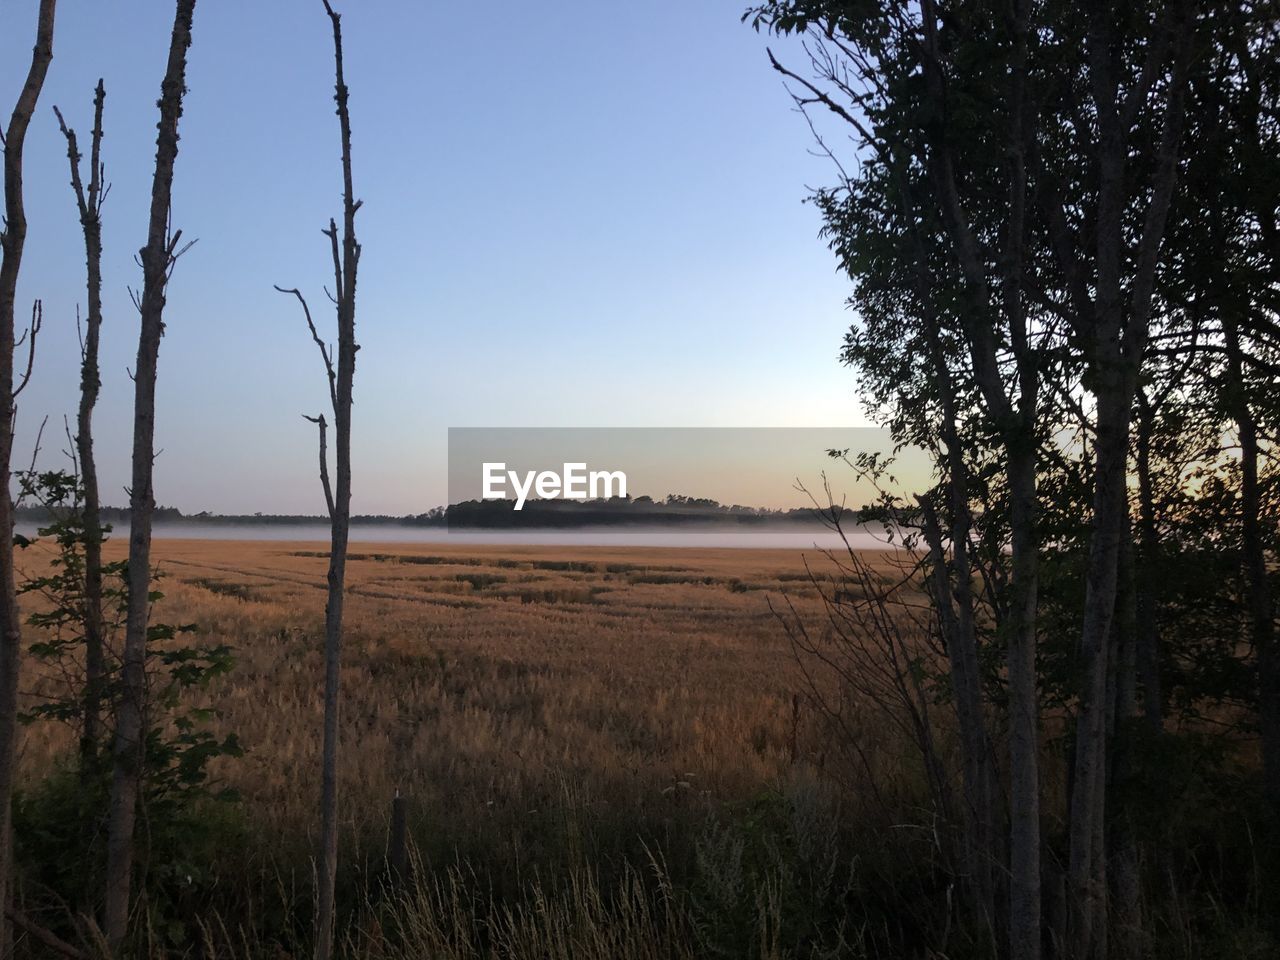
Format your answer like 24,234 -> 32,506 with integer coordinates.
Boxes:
15,538 -> 902,882
14,541 -> 1269,958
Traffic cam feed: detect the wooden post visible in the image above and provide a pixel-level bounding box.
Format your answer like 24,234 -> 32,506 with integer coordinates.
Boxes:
388,792 -> 408,889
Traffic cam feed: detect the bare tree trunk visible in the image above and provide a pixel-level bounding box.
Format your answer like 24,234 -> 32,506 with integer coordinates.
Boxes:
912,268 -> 1001,929
1221,311 -> 1279,806
1133,402 -> 1163,733
1006,445 -> 1042,960
315,409 -> 348,960
893,147 -> 1001,929
313,6 -> 360,957
103,3 -> 197,948
1000,7 -> 1043,950
1068,384 -> 1129,960
1066,8 -> 1190,954
54,80 -> 108,782
0,3 -> 57,954
1108,530 -> 1145,959
919,495 -> 1000,930
1065,28 -> 1129,940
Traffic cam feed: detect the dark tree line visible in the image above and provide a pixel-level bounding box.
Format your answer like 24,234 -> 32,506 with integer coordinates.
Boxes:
752,0 -> 1279,957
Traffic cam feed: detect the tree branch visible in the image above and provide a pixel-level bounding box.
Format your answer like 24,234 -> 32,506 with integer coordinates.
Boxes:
14,299 -> 41,398
275,285 -> 337,413
304,413 -> 335,520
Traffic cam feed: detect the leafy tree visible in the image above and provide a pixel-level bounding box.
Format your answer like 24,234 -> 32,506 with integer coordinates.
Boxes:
14,468 -> 242,944
750,0 -> 1278,955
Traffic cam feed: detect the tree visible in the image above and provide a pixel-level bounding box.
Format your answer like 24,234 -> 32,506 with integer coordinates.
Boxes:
748,5 -> 1050,953
53,79 -> 108,797
0,1 -> 57,953
15,466 -> 240,942
275,4 -> 361,956
822,146 -> 1008,931
750,1 -> 1214,957
103,0 -> 198,947
1177,12 -> 1280,805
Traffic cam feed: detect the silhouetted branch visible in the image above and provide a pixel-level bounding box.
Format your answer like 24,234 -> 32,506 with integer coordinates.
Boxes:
14,300 -> 41,398
275,285 -> 337,412
304,413 -> 335,520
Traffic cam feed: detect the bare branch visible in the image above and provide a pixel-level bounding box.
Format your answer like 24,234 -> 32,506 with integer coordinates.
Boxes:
323,219 -> 342,307
14,300 -> 41,398
89,78 -> 105,216
11,416 -> 50,513
52,103 -> 89,221
275,285 -> 337,413
304,413 -> 335,519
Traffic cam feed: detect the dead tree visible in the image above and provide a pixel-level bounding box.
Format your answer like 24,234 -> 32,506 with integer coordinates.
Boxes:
53,80 -> 109,785
103,1 -> 197,948
276,4 -> 361,957
0,1 -> 57,954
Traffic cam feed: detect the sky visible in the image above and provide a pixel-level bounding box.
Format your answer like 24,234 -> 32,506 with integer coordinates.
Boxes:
0,0 -> 870,515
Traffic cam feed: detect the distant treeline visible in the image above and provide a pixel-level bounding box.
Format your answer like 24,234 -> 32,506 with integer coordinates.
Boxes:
14,495 -> 849,529
15,503 -> 189,525
440,496 -> 846,528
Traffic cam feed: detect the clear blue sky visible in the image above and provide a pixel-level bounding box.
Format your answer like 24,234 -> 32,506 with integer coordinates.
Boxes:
1,0 -> 865,514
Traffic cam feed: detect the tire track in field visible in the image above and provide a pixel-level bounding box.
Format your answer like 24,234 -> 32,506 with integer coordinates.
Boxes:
160,555 -> 486,609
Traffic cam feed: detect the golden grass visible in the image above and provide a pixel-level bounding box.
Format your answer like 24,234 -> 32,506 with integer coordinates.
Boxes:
15,537 -> 899,873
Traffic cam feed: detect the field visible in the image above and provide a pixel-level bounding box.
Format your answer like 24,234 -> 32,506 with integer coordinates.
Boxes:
15,538 -> 884,912
18,537 -> 1259,960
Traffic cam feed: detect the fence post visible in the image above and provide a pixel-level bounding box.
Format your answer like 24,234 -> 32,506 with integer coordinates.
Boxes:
388,791 -> 409,888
